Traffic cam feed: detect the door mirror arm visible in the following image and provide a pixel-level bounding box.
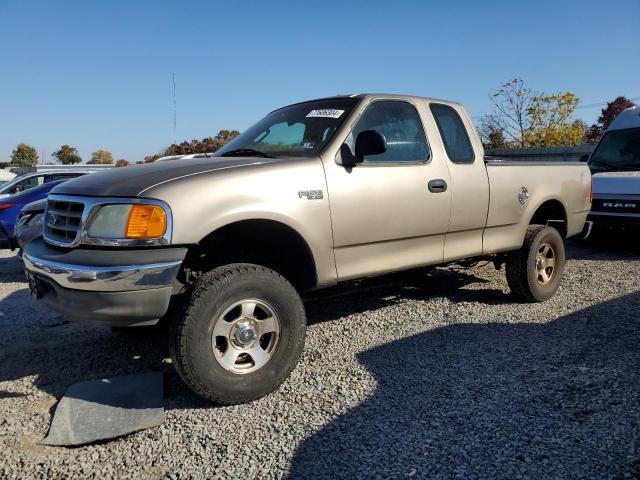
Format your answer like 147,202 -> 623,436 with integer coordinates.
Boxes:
336,130 -> 387,168
336,144 -> 363,167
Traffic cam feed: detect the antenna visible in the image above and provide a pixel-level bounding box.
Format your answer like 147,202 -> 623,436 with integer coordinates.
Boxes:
172,73 -> 177,144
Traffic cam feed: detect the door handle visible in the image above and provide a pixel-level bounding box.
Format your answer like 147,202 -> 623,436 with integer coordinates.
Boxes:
428,179 -> 447,193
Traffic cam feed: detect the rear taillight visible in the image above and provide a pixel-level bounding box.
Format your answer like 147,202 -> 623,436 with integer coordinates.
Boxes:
0,203 -> 14,211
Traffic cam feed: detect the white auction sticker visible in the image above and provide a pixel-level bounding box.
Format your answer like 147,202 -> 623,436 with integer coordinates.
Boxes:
306,109 -> 345,119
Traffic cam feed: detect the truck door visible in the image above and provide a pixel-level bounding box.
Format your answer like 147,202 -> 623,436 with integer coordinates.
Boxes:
323,99 -> 452,281
429,103 -> 490,261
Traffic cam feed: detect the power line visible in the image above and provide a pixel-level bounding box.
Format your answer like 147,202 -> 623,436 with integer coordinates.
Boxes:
575,97 -> 640,109
471,96 -> 639,120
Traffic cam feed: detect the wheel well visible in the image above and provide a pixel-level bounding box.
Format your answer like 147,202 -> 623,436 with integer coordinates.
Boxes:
180,220 -> 318,292
529,200 -> 567,237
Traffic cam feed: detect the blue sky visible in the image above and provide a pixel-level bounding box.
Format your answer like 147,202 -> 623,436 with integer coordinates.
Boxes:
1,0 -> 639,163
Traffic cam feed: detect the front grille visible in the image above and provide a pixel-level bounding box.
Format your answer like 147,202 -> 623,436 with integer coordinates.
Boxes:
44,199 -> 85,246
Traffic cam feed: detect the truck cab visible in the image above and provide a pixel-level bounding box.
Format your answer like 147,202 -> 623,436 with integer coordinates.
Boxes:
588,106 -> 640,235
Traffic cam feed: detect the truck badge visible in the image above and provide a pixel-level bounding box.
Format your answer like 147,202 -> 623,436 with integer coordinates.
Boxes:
298,190 -> 324,200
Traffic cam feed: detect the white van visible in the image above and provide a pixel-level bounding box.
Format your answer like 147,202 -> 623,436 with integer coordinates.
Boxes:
587,106 -> 640,235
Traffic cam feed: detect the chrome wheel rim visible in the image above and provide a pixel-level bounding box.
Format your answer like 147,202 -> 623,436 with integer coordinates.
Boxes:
212,299 -> 280,374
535,243 -> 556,286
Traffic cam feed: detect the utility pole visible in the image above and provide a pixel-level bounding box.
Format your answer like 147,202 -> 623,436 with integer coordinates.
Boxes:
172,73 -> 177,144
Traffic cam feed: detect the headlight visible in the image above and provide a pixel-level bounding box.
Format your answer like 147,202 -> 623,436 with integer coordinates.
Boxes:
85,203 -> 169,245
87,205 -> 132,238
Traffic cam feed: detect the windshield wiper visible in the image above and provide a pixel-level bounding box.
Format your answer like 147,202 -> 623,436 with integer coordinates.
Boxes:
219,148 -> 275,158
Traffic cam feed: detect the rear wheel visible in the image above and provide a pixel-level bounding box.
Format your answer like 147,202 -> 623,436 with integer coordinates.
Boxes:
506,225 -> 566,302
169,263 -> 306,404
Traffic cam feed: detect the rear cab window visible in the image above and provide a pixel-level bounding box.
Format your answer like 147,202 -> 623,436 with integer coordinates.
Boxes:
430,103 -> 475,164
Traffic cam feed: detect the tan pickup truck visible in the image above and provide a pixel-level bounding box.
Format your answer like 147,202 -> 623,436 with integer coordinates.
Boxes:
24,94 -> 591,404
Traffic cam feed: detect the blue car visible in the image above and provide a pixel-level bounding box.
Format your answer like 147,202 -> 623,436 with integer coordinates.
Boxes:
0,179 -> 67,249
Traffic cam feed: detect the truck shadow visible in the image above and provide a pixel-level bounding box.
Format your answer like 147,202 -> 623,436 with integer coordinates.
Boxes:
287,291 -> 640,479
0,264 -> 506,405
305,267 -> 506,325
0,248 -> 636,424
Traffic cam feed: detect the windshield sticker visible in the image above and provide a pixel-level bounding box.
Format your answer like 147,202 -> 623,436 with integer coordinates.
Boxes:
306,109 -> 345,119
303,142 -> 315,149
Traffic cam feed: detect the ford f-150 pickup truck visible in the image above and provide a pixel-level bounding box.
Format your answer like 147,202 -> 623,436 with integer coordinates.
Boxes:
23,94 -> 591,404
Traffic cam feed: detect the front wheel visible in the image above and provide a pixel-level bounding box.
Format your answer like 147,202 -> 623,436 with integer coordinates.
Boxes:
170,263 -> 306,404
506,225 -> 566,302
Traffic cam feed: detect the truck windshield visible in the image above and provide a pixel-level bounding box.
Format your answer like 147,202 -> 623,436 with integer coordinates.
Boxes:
215,98 -> 360,158
589,128 -> 640,172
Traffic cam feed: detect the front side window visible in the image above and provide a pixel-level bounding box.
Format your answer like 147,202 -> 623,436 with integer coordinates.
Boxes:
215,98 -> 360,158
344,100 -> 429,163
430,103 -> 475,164
589,128 -> 640,172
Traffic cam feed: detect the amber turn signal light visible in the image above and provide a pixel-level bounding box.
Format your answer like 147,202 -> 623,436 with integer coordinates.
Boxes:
125,205 -> 167,239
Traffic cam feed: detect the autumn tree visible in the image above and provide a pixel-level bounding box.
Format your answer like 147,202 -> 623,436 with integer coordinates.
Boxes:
525,92 -> 585,147
161,129 -> 241,157
10,143 -> 38,167
115,158 -> 130,167
584,96 -> 637,144
215,129 -> 241,142
479,123 -> 507,150
480,78 -> 584,148
88,149 -> 114,164
52,145 -> 82,165
482,78 -> 535,147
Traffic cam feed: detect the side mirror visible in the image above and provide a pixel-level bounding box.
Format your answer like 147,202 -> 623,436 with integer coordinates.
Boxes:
579,154 -> 589,162
355,130 -> 387,158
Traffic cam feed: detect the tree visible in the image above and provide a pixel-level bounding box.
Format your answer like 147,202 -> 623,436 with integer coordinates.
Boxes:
52,145 -> 82,165
525,92 -> 585,147
88,149 -> 114,164
479,123 -> 507,150
159,129 -> 241,157
115,158 -> 130,167
584,96 -> 637,144
144,154 -> 161,163
10,143 -> 38,167
215,129 -> 241,142
482,78 -> 536,147
480,78 -> 584,148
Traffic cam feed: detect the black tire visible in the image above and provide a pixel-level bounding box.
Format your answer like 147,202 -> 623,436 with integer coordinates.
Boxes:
169,263 -> 306,405
506,225 -> 566,302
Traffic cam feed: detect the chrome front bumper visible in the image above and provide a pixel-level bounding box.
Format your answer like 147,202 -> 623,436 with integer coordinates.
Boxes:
23,254 -> 182,292
23,238 -> 187,326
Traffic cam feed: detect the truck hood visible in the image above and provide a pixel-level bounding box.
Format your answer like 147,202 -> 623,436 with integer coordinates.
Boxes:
592,170 -> 640,196
51,157 -> 271,197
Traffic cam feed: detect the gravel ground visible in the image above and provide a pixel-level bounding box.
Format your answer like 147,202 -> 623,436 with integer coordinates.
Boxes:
0,241 -> 639,479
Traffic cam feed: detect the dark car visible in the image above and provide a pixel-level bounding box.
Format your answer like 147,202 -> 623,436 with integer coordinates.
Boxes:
0,180 -> 67,249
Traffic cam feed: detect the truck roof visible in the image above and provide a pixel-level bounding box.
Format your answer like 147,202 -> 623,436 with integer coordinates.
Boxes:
608,106 -> 640,131
274,93 -> 463,113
